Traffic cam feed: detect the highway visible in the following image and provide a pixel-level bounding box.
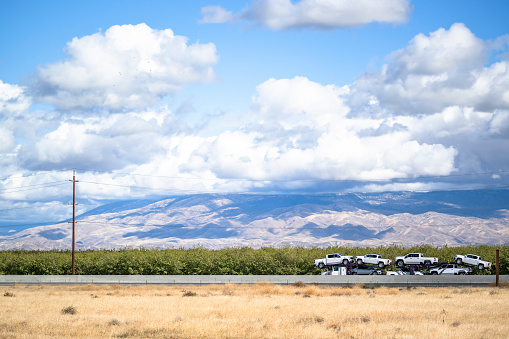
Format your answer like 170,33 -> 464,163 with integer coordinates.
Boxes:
1,274 -> 507,287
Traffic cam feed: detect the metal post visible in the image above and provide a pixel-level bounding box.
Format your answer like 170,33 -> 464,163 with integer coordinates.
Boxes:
496,249 -> 499,287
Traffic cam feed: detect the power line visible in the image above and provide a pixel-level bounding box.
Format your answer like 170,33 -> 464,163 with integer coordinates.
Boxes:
0,181 -> 69,193
77,180 -> 193,192
73,168 -> 509,182
1,168 -> 508,196
0,169 -> 72,182
0,202 -> 99,216
1,170 -> 508,235
77,179 -> 509,195
0,221 -> 62,229
1,167 -> 508,193
0,202 -> 64,212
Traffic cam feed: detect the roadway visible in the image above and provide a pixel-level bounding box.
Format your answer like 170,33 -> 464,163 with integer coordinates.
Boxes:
1,275 -> 508,287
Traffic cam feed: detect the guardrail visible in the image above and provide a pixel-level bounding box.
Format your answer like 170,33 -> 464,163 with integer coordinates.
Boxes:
1,275 -> 507,287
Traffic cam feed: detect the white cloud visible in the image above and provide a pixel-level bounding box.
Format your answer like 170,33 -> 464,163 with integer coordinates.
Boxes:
0,171 -> 70,201
349,23 -> 509,114
33,23 -> 218,111
341,24 -> 509,179
6,20 -> 509,229
490,110 -> 509,136
9,75 -> 459,195
252,76 -> 349,125
205,0 -> 410,30
18,111 -> 168,171
0,81 -> 31,116
185,77 -> 458,183
199,6 -> 234,24
402,106 -> 493,141
0,126 -> 15,153
352,182 -> 452,193
391,23 -> 485,74
5,22 -> 509,204
0,81 -> 31,154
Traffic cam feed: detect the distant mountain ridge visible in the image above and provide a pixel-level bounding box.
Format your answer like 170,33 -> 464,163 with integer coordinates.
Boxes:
1,189 -> 509,250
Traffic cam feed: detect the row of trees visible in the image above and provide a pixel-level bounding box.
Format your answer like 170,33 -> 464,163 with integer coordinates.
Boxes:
0,244 -> 507,275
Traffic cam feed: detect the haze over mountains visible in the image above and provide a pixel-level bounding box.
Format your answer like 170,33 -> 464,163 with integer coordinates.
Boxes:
1,189 -> 508,250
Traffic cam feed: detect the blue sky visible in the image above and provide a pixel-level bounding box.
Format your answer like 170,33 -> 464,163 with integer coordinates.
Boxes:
1,0 -> 509,224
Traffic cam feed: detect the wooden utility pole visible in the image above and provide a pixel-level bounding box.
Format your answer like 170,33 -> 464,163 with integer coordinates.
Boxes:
68,170 -> 78,275
496,249 -> 500,287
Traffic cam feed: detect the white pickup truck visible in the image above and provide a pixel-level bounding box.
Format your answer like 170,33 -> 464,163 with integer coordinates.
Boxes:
429,264 -> 471,275
321,266 -> 347,275
314,253 -> 354,269
395,253 -> 438,267
355,254 -> 392,268
454,254 -> 492,270
386,268 -> 425,275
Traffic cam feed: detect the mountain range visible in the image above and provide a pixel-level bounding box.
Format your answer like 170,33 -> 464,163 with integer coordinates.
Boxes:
1,189 -> 509,250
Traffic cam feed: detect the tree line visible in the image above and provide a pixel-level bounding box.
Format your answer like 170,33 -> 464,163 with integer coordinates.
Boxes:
0,244 -> 507,275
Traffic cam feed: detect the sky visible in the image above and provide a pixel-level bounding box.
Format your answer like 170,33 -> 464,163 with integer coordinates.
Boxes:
1,0 -> 509,226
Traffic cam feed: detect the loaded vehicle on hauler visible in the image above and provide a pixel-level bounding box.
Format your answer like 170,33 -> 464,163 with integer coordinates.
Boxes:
351,265 -> 384,275
454,254 -> 492,270
428,263 -> 472,275
386,267 -> 425,275
321,266 -> 348,275
314,253 -> 354,269
394,253 -> 439,267
355,254 -> 392,268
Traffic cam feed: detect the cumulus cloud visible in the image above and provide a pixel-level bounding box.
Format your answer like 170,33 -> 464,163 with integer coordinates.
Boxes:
393,23 -> 485,74
0,81 -> 31,155
7,20 -> 509,229
199,6 -> 234,24
252,76 -> 349,124
349,23 -> 509,115
183,77 -> 458,184
201,0 -> 410,30
490,110 -> 509,136
0,81 -> 31,116
32,23 -> 218,111
9,75 -> 460,199
5,21 -> 509,204
18,111 -> 169,171
0,126 -> 15,153
340,24 -> 509,179
6,75 -> 460,196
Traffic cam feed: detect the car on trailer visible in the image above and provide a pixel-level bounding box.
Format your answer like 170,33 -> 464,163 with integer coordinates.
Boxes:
454,254 -> 492,270
355,254 -> 392,268
314,253 -> 354,269
429,264 -> 471,275
321,266 -> 348,275
351,265 -> 383,275
386,267 -> 425,275
394,253 -> 438,267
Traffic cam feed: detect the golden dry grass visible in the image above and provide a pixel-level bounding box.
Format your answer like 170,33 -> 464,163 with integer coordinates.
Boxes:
1,282 -> 508,338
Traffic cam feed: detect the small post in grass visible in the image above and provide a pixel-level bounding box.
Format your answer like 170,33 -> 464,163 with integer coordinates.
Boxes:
496,249 -> 499,287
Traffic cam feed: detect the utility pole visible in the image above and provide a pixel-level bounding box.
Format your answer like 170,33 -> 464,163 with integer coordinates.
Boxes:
68,169 -> 78,275
496,249 -> 500,287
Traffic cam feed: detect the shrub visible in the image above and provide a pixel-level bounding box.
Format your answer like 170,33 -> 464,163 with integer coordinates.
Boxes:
182,290 -> 197,297
61,306 -> 77,315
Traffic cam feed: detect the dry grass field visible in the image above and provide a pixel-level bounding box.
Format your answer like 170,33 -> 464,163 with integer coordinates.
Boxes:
1,282 -> 509,338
